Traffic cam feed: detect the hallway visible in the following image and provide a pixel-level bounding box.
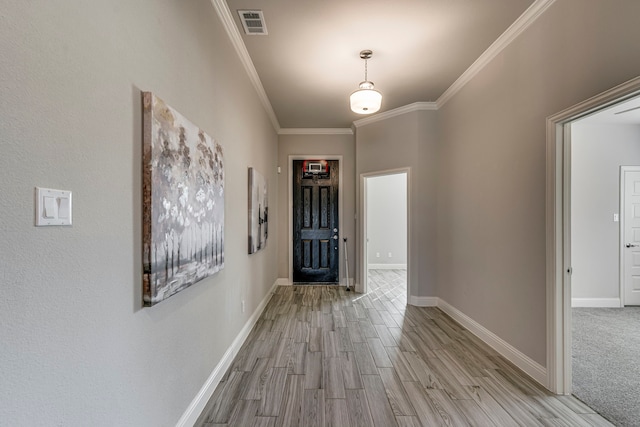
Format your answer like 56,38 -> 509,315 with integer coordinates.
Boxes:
195,280 -> 611,426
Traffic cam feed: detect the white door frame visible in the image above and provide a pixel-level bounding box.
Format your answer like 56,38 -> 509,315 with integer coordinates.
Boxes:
288,155 -> 344,285
546,76 -> 640,394
620,166 -> 640,306
359,167 -> 411,297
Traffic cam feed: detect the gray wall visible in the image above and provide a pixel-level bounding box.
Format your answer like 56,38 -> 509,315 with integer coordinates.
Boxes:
0,1 -> 278,425
367,173 -> 408,266
356,110 -> 439,297
277,134 -> 356,281
4,1 -> 640,422
571,122 -> 640,302
437,0 -> 640,366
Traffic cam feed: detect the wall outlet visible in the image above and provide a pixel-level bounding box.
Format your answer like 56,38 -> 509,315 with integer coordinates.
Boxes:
388,252 -> 392,258
376,252 -> 380,258
241,300 -> 245,313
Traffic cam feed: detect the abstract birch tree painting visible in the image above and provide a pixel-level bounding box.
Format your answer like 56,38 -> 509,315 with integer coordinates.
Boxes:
248,167 -> 268,254
142,92 -> 224,306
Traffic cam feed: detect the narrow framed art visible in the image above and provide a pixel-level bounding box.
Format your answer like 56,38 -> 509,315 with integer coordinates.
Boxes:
248,167 -> 268,254
142,92 -> 224,306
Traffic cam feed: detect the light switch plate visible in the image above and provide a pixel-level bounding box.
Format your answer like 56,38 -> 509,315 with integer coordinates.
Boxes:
36,187 -> 72,226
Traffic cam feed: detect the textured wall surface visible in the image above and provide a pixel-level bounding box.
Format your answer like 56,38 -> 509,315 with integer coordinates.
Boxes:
366,173 -> 408,265
437,0 -> 640,366
5,1 -> 640,423
0,0 -> 278,425
571,123 -> 640,300
355,110 -> 440,298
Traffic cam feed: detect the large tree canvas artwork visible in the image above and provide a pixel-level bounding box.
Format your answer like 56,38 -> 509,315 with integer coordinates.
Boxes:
142,92 -> 224,306
248,167 -> 268,254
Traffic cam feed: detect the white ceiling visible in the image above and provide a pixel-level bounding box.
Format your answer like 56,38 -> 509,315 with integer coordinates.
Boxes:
220,0 -> 538,129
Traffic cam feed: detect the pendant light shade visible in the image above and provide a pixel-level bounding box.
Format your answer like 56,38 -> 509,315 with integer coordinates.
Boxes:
350,50 -> 382,115
350,81 -> 382,114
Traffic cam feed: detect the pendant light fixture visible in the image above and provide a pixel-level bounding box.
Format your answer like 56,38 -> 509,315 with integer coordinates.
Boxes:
350,50 -> 382,115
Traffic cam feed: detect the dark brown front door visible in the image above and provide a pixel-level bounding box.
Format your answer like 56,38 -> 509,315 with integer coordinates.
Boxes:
293,160 -> 339,283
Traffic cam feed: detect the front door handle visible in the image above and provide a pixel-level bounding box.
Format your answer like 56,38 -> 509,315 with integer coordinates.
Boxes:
626,243 -> 638,248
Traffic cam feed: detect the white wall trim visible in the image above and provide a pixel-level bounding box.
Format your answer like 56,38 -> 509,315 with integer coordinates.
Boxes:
409,296 -> 438,307
437,298 -> 547,387
546,76 -> 640,394
278,128 -> 353,135
368,264 -> 407,270
353,102 -> 437,128
214,0 -> 555,132
571,298 -> 621,308
341,277 -> 355,288
176,279 -> 279,427
436,0 -> 556,108
210,0 -> 280,132
275,277 -> 290,286
176,279 -> 553,427
360,168 -> 411,302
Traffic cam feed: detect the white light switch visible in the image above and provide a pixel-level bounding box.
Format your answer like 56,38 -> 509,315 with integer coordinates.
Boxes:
58,197 -> 70,219
614,213 -> 619,222
36,187 -> 72,226
43,196 -> 57,218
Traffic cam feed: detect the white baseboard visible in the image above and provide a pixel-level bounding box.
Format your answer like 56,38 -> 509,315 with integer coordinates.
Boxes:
278,277 -> 355,288
342,277 -> 355,288
176,279 -> 280,427
368,263 -> 407,270
275,277 -> 290,286
437,298 -> 547,387
571,297 -> 621,308
178,284 -> 549,425
409,296 -> 438,307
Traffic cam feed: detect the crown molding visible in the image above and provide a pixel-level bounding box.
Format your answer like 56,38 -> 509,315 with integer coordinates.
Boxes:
352,102 -> 437,128
211,0 -> 281,132
436,0 -> 556,108
278,128 -> 353,135
213,0 -> 555,131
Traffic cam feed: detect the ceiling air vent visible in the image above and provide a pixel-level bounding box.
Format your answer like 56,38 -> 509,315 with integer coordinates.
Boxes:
238,10 -> 268,35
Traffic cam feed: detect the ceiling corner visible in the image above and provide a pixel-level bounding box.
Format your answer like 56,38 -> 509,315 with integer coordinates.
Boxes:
437,0 -> 557,108
210,0 -> 281,133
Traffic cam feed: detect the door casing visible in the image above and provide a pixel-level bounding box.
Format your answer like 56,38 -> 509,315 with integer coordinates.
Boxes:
546,76 -> 640,394
359,167 -> 411,297
288,155 -> 344,285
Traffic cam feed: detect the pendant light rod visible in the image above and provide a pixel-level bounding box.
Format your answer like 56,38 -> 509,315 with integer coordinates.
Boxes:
360,50 -> 372,81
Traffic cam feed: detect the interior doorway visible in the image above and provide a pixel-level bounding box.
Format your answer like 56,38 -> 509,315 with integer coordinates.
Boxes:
568,99 -> 640,425
570,118 -> 640,309
361,169 -> 409,303
547,76 -> 640,398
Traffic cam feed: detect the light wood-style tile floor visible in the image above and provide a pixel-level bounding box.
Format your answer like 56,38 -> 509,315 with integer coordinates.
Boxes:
195,270 -> 612,426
